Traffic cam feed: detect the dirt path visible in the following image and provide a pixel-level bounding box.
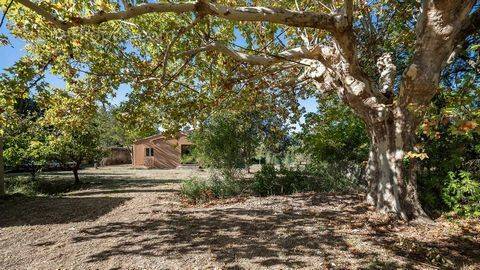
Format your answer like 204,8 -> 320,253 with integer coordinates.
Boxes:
1,166 -> 479,269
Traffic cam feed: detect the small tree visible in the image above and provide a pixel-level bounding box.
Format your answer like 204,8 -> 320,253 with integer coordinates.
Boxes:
4,112 -> 49,181
191,111 -> 260,178
48,125 -> 103,184
39,88 -> 104,184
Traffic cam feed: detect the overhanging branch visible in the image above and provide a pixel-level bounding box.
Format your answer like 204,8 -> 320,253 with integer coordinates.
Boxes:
15,0 -> 345,31
179,42 -> 323,66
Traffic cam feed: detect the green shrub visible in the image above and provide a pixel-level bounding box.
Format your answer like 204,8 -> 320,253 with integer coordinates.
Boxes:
190,111 -> 260,174
180,176 -> 246,203
251,163 -> 359,196
209,174 -> 245,198
251,164 -> 278,196
180,178 -> 212,203
442,171 -> 480,218
5,176 -> 38,196
306,162 -> 361,192
180,153 -> 196,164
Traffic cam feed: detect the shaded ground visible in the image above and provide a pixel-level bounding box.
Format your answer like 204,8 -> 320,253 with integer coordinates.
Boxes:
1,166 -> 479,269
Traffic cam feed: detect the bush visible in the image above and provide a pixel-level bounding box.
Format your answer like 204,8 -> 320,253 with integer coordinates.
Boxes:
306,162 -> 362,192
180,178 -> 212,203
251,163 -> 360,196
182,164 -> 362,203
442,171 -> 480,218
251,164 -> 278,196
180,175 -> 246,203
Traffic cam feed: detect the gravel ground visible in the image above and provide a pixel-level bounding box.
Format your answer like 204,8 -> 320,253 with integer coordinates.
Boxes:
1,166 -> 479,270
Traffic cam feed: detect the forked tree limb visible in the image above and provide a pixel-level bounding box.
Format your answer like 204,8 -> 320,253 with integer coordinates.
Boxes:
399,0 -> 477,107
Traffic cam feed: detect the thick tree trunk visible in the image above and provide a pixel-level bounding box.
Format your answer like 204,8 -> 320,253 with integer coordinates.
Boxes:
0,138 -> 5,196
364,113 -> 429,221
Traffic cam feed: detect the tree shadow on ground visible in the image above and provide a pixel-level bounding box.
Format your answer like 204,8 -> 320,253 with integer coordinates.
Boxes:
5,174 -> 182,198
0,195 -> 130,227
71,177 -> 183,191
70,188 -> 178,196
68,193 -> 479,269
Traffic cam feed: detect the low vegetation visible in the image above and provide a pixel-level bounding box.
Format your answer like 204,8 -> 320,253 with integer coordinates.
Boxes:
181,164 -> 361,203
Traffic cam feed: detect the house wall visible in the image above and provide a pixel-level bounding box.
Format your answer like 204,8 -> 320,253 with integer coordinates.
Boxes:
100,147 -> 132,166
132,134 -> 192,169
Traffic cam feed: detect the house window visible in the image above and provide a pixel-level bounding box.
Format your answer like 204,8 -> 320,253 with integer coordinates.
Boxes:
145,147 -> 154,157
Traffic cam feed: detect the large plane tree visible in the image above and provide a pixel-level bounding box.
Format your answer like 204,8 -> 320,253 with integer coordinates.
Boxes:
2,0 -> 479,220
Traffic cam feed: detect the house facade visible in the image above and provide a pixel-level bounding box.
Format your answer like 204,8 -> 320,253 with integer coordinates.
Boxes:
132,133 -> 193,169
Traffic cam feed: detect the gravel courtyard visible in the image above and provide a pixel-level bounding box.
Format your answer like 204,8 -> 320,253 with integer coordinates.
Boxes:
1,166 -> 479,269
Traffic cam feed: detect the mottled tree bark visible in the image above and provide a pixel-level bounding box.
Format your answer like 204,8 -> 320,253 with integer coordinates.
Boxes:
363,109 -> 428,220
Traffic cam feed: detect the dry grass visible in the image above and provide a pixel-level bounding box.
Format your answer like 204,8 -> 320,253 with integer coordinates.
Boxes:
1,166 -> 479,269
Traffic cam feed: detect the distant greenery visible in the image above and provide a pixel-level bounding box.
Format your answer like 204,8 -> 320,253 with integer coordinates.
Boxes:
251,163 -> 359,197
181,163 -> 360,203
182,97 -> 367,204
190,111 -> 261,177
298,94 -> 369,186
96,105 -> 159,148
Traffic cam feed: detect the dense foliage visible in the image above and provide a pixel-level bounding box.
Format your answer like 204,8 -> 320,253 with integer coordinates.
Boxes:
417,76 -> 480,217
300,95 -> 370,165
190,111 -> 261,177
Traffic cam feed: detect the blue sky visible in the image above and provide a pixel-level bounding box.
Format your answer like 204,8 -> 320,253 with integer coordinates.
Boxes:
1,18 -> 317,122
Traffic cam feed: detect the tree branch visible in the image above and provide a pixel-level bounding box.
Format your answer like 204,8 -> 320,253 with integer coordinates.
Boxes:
344,0 -> 353,24
447,7 -> 480,64
160,14 -> 204,80
15,0 -> 344,31
399,0 -> 477,107
179,42 -> 323,66
0,0 -> 14,29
